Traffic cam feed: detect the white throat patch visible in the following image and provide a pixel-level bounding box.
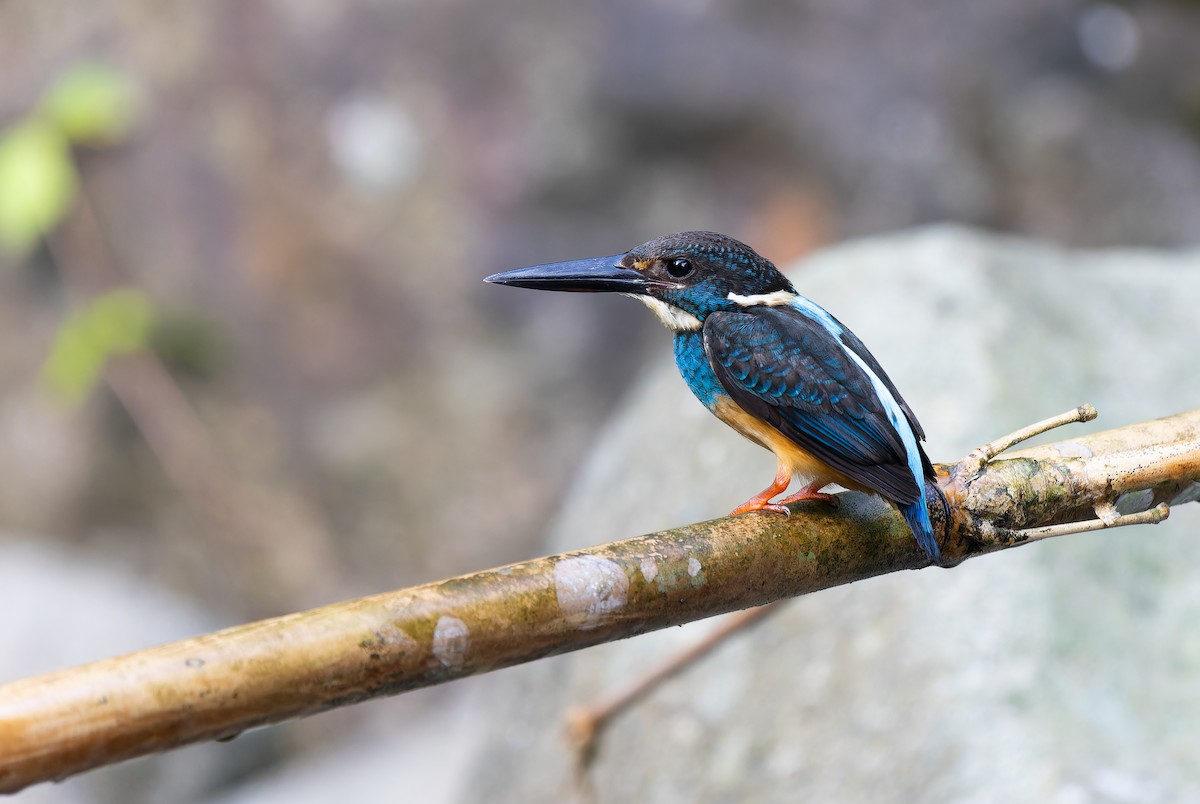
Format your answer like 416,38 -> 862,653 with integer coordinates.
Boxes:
629,296 -> 702,332
727,290 -> 798,307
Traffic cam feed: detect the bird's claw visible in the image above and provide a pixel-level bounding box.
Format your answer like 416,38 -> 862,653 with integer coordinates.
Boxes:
730,501 -> 791,516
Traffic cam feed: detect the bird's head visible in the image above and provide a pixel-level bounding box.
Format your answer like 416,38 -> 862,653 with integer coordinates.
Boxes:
485,231 -> 796,331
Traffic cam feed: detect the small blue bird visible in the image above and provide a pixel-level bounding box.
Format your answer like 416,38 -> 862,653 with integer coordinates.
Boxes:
486,231 -> 938,561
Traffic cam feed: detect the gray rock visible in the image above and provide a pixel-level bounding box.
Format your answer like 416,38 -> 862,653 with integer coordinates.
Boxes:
464,226 -> 1200,803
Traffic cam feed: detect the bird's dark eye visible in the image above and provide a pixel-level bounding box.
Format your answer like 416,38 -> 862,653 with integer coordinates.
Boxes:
666,258 -> 694,279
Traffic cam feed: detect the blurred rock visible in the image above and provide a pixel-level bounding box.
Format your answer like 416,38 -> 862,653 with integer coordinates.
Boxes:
464,226 -> 1200,803
1077,4 -> 1140,73
325,93 -> 422,193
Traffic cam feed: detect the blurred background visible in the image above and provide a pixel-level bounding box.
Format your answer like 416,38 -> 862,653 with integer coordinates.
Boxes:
1,1 -> 1199,802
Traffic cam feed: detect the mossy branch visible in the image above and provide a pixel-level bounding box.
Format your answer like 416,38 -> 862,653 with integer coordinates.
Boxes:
1,407 -> 1197,794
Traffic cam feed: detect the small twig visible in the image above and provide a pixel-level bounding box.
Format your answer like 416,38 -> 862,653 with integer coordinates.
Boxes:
943,404 -> 1192,549
1005,502 -> 1169,543
566,601 -> 785,774
959,403 -> 1098,476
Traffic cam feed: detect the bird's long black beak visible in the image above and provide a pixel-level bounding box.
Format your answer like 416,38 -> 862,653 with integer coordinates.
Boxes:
485,255 -> 655,294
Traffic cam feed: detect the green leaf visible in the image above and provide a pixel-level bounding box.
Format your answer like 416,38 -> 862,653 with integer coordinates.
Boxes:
43,65 -> 137,146
0,118 -> 77,255
42,289 -> 155,405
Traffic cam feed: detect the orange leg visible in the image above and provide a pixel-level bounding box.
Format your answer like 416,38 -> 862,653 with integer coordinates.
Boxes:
777,482 -> 836,507
730,461 -> 793,516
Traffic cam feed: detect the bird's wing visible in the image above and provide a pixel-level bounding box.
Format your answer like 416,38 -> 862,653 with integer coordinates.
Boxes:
834,320 -> 935,478
703,307 -> 924,504
836,323 -> 926,441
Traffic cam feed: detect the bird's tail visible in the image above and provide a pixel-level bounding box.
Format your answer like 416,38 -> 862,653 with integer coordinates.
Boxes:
900,497 -> 940,562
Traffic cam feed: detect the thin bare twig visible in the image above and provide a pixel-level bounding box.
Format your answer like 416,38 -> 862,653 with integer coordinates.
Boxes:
958,403 -> 1098,476
566,601 -> 786,773
1012,502 -> 1169,542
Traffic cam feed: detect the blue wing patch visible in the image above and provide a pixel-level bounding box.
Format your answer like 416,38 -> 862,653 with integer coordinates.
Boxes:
703,306 -> 930,505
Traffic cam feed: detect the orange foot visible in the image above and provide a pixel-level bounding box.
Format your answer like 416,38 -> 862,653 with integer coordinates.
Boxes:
730,461 -> 792,516
730,499 -> 792,516
731,471 -> 837,517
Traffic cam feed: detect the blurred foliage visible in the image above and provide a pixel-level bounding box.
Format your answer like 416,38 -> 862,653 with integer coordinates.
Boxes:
43,65 -> 138,146
0,63 -> 150,405
0,64 -> 136,255
42,288 -> 154,405
0,118 -> 76,255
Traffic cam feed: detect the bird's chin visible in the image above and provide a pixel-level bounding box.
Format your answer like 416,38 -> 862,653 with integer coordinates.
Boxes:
628,295 -> 703,332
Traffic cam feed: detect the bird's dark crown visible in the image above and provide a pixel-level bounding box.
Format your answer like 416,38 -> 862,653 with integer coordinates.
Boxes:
621,231 -> 795,319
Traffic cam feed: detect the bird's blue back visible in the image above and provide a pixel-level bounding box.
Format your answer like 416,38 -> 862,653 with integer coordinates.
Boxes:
671,296 -> 938,560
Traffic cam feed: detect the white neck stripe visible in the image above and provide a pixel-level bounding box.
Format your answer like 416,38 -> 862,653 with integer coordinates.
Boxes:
727,290 -> 797,307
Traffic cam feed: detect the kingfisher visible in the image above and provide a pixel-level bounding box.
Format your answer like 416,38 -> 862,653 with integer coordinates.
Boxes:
485,232 -> 939,561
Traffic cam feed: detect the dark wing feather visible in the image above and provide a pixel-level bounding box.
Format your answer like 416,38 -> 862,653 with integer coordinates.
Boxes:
703,307 -> 926,504
836,325 -> 924,439
835,322 -> 935,477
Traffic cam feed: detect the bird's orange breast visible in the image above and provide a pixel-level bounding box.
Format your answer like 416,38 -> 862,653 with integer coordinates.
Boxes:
712,396 -> 863,492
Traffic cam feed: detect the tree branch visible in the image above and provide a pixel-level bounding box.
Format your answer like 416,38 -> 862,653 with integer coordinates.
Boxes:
1,407 -> 1197,793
